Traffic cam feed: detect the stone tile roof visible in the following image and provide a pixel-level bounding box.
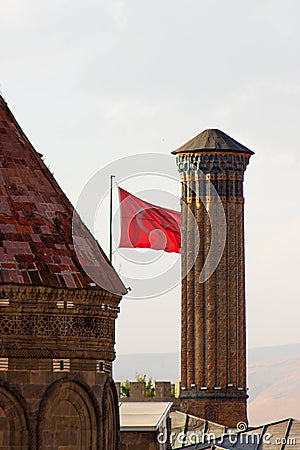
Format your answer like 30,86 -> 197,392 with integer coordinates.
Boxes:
181,418 -> 300,450
172,128 -> 254,155
0,95 -> 126,295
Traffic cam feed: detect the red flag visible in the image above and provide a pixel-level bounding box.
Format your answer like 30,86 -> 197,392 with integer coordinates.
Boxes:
118,188 -> 181,253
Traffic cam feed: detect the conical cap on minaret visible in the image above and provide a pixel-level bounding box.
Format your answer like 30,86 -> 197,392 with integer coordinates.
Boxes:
0,95 -> 126,295
172,128 -> 254,155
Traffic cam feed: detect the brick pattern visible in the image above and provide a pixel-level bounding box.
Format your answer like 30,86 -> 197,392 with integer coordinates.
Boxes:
194,193 -> 205,388
0,283 -> 121,449
120,431 -> 158,450
0,285 -> 119,361
237,202 -> 246,389
180,179 -> 188,390
176,150 -> 252,427
205,191 -> 216,389
0,313 -> 112,339
0,97 -> 123,449
228,201 -> 238,387
0,95 -> 125,295
180,397 -> 248,428
217,218 -> 227,388
186,191 -> 195,388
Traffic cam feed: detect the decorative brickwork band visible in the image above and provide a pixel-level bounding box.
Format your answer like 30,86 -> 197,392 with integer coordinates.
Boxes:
0,314 -> 112,339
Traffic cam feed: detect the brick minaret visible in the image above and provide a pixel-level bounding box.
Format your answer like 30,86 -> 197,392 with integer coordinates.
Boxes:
172,129 -> 253,427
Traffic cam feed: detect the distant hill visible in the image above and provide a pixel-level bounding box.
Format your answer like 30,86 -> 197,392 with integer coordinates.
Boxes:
248,346 -> 300,425
114,343 -> 300,425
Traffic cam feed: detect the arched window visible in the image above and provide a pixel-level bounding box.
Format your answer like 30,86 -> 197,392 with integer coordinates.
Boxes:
37,379 -> 98,450
205,404 -> 218,423
0,383 -> 29,449
102,378 -> 119,450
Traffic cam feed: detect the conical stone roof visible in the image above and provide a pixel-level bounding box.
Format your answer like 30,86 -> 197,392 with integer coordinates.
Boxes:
0,95 -> 126,295
172,128 -> 254,155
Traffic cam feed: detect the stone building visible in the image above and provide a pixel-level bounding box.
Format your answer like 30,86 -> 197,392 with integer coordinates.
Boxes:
115,381 -> 180,409
0,95 -> 127,449
172,129 -> 253,427
119,402 -> 172,450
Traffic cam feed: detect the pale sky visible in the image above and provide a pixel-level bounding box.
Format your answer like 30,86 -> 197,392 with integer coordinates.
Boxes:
0,0 -> 299,355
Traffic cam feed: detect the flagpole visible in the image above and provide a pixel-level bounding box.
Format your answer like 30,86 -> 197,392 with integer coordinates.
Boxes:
109,175 -> 115,263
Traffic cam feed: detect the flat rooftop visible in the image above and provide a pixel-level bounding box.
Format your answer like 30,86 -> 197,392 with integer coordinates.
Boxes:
119,401 -> 172,431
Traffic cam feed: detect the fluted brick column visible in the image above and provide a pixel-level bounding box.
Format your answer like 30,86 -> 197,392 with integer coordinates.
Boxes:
180,174 -> 188,390
173,129 -> 253,427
